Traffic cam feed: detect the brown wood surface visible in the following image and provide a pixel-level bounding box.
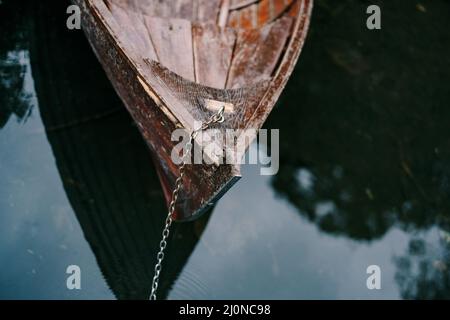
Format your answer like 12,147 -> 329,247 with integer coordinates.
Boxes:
108,2 -> 158,61
107,0 -> 222,21
228,0 -> 295,28
197,0 -> 222,22
192,23 -> 236,88
144,17 -> 195,82
226,16 -> 293,88
230,0 -> 261,10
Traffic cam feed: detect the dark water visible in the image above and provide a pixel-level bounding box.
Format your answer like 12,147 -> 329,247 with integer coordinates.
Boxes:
1,0 -> 450,299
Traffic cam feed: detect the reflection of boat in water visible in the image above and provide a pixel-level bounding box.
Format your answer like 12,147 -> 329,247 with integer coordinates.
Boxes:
73,0 -> 313,220
29,0 -> 210,299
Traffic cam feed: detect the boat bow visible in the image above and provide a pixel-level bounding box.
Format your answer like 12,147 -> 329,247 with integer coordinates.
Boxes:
73,0 -> 313,220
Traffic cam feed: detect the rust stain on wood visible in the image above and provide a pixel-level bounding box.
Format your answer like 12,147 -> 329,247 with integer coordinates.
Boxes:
227,16 -> 293,89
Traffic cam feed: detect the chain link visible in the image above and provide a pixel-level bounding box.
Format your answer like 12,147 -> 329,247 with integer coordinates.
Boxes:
149,106 -> 225,300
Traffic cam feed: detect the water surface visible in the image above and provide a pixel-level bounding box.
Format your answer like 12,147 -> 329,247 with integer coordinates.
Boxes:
1,0 -> 449,299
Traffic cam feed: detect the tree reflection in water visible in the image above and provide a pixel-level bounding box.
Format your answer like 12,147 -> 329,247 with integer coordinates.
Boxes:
0,0 -> 33,128
395,234 -> 450,299
267,0 -> 450,298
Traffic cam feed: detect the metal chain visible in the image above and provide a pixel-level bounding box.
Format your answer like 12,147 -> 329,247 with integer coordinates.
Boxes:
149,106 -> 225,300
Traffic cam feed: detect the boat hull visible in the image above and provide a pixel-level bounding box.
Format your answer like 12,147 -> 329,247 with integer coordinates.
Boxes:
74,0 -> 242,220
73,0 -> 312,221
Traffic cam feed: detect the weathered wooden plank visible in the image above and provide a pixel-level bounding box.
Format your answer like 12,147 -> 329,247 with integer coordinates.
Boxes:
257,0 -> 271,25
128,11 -> 159,60
230,0 -> 261,10
107,2 -> 142,50
142,0 -> 195,20
144,17 -> 195,81
137,0 -> 170,17
104,0 -> 129,9
130,0 -> 291,26
174,0 -> 195,19
269,0 -> 295,24
197,0 -> 222,22
130,0 -> 151,14
109,0 -> 221,22
287,0 -> 302,17
273,0 -> 290,19
239,3 -> 257,29
90,0 -> 146,66
227,9 -> 240,28
245,0 -> 312,132
108,2 -> 158,61
228,0 -> 294,28
226,16 -> 293,88
218,0 -> 231,27
192,24 -> 236,88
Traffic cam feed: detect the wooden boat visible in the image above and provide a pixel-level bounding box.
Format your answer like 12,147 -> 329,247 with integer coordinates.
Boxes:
73,0 -> 313,221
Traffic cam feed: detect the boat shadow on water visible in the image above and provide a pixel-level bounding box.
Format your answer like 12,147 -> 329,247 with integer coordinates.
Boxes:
27,0 -> 211,300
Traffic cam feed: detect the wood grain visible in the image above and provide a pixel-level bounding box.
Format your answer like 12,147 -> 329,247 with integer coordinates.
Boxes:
144,17 -> 195,81
226,16 -> 293,88
197,0 -> 222,22
107,2 -> 158,61
193,24 -> 236,88
230,0 -> 261,10
107,0 -> 222,22
228,0 -> 295,28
